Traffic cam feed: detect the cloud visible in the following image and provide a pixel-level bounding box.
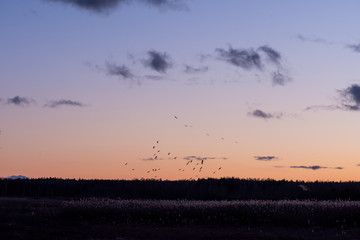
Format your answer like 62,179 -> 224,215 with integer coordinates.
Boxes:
45,99 -> 85,108
45,0 -> 125,13
6,96 -> 35,107
273,165 -> 343,170
306,84 -> 360,112
347,43 -> 360,53
297,34 -> 334,45
272,71 -> 291,86
249,109 -> 273,119
45,0 -> 187,13
184,65 -> 208,74
258,45 -> 281,65
216,47 -> 262,70
248,109 -> 284,119
216,45 -> 291,86
143,50 -> 172,73
290,165 -> 325,170
304,105 -> 340,112
339,84 -> 360,111
105,62 -> 133,79
254,156 -> 279,161
183,156 -> 228,161
142,157 -> 165,161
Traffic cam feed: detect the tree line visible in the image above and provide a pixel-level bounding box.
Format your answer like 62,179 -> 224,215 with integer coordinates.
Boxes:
1,178 -> 360,200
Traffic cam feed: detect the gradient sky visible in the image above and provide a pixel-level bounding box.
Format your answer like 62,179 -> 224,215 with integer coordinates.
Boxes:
2,0 -> 360,181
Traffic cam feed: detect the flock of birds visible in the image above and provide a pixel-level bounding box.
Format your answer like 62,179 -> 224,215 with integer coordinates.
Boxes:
123,115 -> 232,180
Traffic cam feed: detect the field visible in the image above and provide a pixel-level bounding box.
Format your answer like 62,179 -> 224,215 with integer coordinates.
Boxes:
2,197 -> 360,239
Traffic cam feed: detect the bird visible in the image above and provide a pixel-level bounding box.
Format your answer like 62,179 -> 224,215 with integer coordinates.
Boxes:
125,163 -> 128,165
153,146 -> 155,149
201,160 -> 204,165
168,152 -> 170,155
218,167 -> 222,170
174,116 -> 178,119
157,141 -> 159,144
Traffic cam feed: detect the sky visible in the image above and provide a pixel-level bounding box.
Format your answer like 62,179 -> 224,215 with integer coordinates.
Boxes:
1,0 -> 360,181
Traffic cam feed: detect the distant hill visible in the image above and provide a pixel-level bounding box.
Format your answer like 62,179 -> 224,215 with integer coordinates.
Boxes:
6,175 -> 30,180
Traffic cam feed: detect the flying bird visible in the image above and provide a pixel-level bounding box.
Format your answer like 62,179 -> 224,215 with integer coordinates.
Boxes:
174,116 -> 178,119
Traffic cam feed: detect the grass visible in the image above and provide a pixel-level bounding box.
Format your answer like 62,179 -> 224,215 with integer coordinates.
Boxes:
2,197 -> 360,239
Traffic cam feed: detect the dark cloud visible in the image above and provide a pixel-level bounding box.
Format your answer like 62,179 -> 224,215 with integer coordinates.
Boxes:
6,96 -> 35,107
272,71 -> 291,86
290,165 -> 325,170
184,65 -> 208,74
45,0 -> 187,13
254,156 -> 279,161
106,62 -> 133,79
248,109 -> 284,119
249,109 -> 273,119
216,47 -> 262,70
216,45 -> 291,86
143,51 -> 172,73
339,84 -> 360,111
258,45 -> 281,65
45,100 -> 85,108
183,156 -> 228,161
45,0 -> 125,13
347,43 -> 360,53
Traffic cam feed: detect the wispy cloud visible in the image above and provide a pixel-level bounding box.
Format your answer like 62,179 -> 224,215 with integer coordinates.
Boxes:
274,165 -> 343,170
248,109 -> 284,119
184,65 -> 208,74
143,50 -> 173,73
44,99 -> 85,108
105,62 -> 133,79
216,47 -> 262,70
183,156 -> 228,161
346,43 -> 360,53
6,96 -> 35,107
45,0 -> 188,13
254,156 -> 279,161
258,45 -> 281,65
142,157 -> 165,161
272,71 -> 291,86
297,34 -> 334,45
